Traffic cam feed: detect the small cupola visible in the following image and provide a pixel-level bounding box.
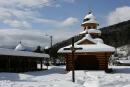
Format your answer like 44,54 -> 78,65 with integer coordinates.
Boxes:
80,11 -> 101,37
81,11 -> 99,30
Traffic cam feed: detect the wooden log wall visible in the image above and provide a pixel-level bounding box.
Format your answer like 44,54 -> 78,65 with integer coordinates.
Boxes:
65,52 -> 112,71
0,55 -> 44,72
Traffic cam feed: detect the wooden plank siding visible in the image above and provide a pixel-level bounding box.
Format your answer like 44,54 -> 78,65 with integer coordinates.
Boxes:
0,55 -> 45,72
65,52 -> 112,71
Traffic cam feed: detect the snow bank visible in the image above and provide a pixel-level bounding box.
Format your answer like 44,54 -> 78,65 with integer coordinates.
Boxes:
1,66 -> 130,87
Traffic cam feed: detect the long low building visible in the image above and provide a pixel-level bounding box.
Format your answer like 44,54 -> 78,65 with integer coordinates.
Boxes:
0,47 -> 49,72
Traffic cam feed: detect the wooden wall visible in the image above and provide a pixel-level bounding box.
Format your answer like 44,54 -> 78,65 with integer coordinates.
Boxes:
0,55 -> 43,72
65,52 -> 112,71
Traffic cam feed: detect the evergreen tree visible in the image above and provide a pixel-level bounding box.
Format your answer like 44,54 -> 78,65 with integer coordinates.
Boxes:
34,46 -> 42,53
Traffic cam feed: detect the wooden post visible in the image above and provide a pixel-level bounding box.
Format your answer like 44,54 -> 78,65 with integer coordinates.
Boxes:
64,37 -> 82,82
72,37 -> 75,82
8,56 -> 10,72
105,53 -> 108,70
46,58 -> 49,69
40,58 -> 43,70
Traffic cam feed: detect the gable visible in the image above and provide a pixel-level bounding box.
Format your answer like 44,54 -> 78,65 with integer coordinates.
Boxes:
77,39 -> 95,45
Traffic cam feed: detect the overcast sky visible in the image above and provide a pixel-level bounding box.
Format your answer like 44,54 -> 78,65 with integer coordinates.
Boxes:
0,0 -> 130,48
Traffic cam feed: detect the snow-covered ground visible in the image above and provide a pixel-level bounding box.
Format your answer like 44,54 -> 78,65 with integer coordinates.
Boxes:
1,66 -> 130,87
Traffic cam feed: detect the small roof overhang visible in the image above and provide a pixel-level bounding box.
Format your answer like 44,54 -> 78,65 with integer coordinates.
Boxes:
58,42 -> 115,53
0,48 -> 49,58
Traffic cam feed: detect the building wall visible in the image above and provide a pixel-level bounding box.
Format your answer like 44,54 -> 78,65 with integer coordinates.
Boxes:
65,52 -> 112,71
0,55 -> 42,72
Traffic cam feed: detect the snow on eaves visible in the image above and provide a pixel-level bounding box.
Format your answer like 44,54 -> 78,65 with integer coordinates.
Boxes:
82,18 -> 98,25
79,30 -> 87,35
116,60 -> 130,64
82,12 -> 99,25
79,29 -> 101,35
88,29 -> 101,34
94,38 -> 104,43
0,48 -> 49,58
15,43 -> 25,51
76,34 -> 96,44
58,34 -> 115,53
58,42 -> 115,53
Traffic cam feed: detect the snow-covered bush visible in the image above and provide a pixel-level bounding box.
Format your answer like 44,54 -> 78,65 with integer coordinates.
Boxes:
109,55 -> 119,65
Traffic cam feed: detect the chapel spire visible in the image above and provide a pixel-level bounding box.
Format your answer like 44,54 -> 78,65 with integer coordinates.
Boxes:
80,11 -> 101,37
81,11 -> 99,30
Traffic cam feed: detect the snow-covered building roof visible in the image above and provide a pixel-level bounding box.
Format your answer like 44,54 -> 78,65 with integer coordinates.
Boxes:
79,29 -> 101,35
76,34 -> 98,44
58,42 -> 115,53
88,29 -> 101,34
79,29 -> 87,35
15,42 -> 25,51
84,12 -> 95,19
94,38 -> 104,43
58,34 -> 115,53
116,60 -> 130,64
0,48 -> 49,58
82,12 -> 99,25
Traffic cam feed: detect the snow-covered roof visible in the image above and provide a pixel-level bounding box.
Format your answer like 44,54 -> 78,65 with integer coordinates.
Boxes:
84,12 -> 95,20
0,48 -> 49,58
76,34 -> 97,44
116,60 -> 130,64
82,19 -> 98,25
79,30 -> 87,35
58,42 -> 115,53
94,38 -> 104,43
79,29 -> 101,35
58,34 -> 115,53
82,12 -> 98,25
15,42 -> 25,51
88,29 -> 101,34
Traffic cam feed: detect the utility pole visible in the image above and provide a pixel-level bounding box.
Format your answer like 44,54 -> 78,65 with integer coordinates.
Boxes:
50,36 -> 52,54
50,35 -> 53,64
46,34 -> 53,65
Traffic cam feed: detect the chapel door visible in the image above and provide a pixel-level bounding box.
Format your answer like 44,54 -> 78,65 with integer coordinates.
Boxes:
75,55 -> 99,70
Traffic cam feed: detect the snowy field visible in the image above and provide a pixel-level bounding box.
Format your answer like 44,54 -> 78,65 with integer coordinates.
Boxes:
1,66 -> 130,87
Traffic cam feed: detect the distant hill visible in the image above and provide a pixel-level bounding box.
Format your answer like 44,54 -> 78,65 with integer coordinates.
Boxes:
49,20 -> 130,57
101,20 -> 130,47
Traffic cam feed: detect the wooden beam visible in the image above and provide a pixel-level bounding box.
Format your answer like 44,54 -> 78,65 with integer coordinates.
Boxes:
40,58 -> 43,70
8,56 -> 10,72
71,37 -> 75,82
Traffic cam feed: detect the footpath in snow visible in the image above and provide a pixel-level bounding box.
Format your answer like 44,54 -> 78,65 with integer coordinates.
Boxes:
1,66 -> 130,87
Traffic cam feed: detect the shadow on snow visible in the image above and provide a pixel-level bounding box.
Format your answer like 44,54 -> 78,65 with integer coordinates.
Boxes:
113,67 -> 130,74
0,66 -> 67,81
26,66 -> 67,76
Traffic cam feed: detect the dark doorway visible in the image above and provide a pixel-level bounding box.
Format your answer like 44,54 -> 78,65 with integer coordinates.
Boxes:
75,55 -> 99,70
